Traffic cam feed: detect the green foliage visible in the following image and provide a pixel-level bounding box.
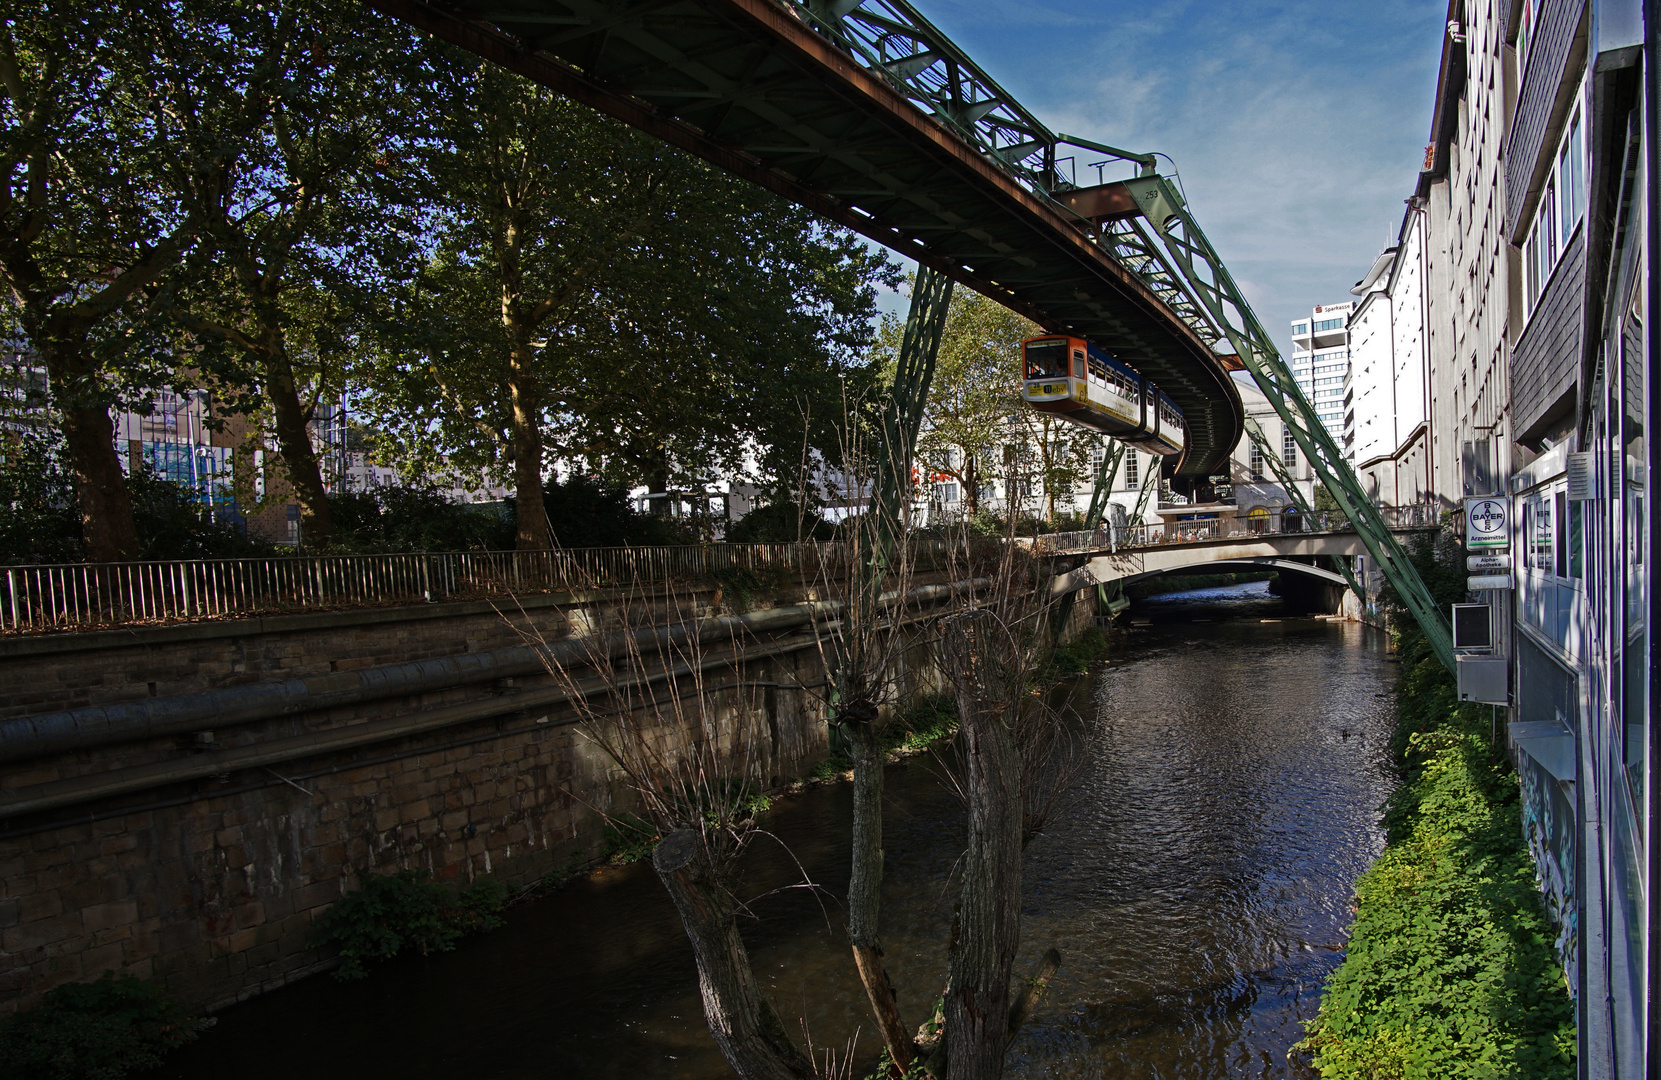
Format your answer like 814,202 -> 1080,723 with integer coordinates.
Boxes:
812,693 -> 959,779
1042,626 -> 1111,678
126,468 -> 269,561
725,501 -> 834,543
600,813 -> 662,865
0,973 -> 211,1080
0,430 -> 81,564
887,286 -> 1033,517
309,869 -> 508,981
361,67 -> 896,504
706,565 -> 796,613
1311,484 -> 1351,524
327,482 -> 513,552
1297,626 -> 1575,1077
0,429 -> 268,564
536,475 -> 694,548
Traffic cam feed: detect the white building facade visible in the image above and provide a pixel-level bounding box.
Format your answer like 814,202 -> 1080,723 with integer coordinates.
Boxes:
1342,205 -> 1435,508
1289,301 -> 1354,437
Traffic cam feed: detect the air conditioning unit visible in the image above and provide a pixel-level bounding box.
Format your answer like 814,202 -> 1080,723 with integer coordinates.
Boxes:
1457,655 -> 1508,704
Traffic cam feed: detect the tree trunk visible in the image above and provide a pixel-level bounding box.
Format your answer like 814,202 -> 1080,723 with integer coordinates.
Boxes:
505,335 -> 549,550
964,455 -> 980,517
652,829 -> 814,1080
39,340 -> 139,562
263,345 -> 335,546
942,612 -> 1024,1080
846,717 -> 914,1073
645,444 -> 671,501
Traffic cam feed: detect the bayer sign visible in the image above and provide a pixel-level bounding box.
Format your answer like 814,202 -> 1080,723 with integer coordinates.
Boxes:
1464,497 -> 1509,550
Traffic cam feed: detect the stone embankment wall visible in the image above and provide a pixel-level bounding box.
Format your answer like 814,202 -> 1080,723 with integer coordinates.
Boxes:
0,585 -> 946,1016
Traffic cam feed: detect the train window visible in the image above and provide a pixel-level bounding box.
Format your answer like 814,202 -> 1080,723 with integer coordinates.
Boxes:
1024,339 -> 1068,379
1072,350 -> 1085,379
1088,355 -> 1107,384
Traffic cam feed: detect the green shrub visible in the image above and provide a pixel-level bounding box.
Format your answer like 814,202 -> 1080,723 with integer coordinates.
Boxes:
0,429 -> 81,564
309,869 -> 509,980
327,482 -> 513,552
0,973 -> 211,1080
600,813 -> 661,864
813,692 -> 959,779
538,475 -> 695,548
725,501 -> 834,543
1043,626 -> 1110,678
1296,527 -> 1575,1077
0,428 -> 267,564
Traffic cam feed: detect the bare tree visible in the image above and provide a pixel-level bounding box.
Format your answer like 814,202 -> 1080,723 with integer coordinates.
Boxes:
917,533 -> 1080,1079
804,408 -> 932,1074
531,583 -> 818,1080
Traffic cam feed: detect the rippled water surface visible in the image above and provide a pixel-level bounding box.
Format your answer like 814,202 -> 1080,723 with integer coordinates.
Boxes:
159,582 -> 1398,1079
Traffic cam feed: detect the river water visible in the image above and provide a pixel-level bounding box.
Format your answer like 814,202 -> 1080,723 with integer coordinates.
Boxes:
157,581 -> 1398,1080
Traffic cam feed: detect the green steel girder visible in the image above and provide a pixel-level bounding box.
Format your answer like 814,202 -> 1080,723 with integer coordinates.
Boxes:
1083,437 -> 1124,531
865,266 -> 952,595
374,0 -> 1246,480
1120,176 -> 1455,671
1129,452 -> 1158,527
1241,416 -> 1366,607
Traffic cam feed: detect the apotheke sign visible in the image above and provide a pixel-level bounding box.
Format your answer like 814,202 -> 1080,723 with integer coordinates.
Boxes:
1465,497 -> 1509,549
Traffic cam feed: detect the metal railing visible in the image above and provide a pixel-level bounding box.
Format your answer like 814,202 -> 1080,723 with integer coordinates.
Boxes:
0,535 -> 1004,635
1030,502 -> 1440,555
0,507 -> 1442,634
0,543 -> 836,634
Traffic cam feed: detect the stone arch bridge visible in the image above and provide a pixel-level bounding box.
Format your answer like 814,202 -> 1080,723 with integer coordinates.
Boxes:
1043,525 -> 1441,596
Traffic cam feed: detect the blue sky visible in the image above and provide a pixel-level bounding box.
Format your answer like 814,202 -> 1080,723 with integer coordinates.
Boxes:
874,0 -> 1447,351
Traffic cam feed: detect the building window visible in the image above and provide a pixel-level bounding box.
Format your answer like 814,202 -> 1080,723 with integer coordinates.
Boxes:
1249,444 -> 1265,481
1282,428 -> 1298,469
1314,317 -> 1345,332
1124,453 -> 1138,489
1524,103 -> 1585,316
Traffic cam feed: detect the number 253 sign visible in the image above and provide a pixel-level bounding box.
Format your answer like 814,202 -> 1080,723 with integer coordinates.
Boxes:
1465,497 -> 1509,549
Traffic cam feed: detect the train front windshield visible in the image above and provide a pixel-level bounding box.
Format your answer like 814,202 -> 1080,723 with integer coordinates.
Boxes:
1024,339 -> 1068,379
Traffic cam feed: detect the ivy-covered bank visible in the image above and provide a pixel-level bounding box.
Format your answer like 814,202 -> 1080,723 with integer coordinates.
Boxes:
1298,536 -> 1575,1077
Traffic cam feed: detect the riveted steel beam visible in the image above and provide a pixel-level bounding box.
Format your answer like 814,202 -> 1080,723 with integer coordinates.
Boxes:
374,0 -> 1246,481
1126,175 -> 1455,670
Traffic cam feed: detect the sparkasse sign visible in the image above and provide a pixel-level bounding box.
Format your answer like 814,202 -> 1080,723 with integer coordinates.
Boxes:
1465,497 -> 1509,550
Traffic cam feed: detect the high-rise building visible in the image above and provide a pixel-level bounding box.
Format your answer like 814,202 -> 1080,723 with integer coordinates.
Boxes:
1288,301 -> 1353,437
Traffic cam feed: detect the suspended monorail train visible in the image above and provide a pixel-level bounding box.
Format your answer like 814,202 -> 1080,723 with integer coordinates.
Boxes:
1020,335 -> 1186,457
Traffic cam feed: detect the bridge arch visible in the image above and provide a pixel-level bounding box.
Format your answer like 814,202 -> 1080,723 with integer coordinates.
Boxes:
1116,556 -> 1349,589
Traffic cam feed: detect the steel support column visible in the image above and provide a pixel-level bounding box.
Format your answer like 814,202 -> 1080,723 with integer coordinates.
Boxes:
865,266 -> 953,595
1117,174 -> 1455,671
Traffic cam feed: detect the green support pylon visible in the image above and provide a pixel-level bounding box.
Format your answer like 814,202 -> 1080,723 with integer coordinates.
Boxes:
1113,174 -> 1454,672
1083,437 -> 1125,530
1242,416 -> 1366,607
1129,454 -> 1158,529
864,266 -> 953,597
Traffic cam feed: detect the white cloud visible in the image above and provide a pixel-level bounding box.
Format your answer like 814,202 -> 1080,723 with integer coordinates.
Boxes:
923,0 -> 1445,348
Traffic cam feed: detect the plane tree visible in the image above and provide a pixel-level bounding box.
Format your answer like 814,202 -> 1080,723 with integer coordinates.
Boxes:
884,288 -> 1033,518
164,0 -> 439,546
0,0 -> 274,560
360,60 -> 894,548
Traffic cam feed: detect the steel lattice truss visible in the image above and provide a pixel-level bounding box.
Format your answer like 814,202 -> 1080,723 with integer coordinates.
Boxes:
377,0 -> 1246,477
378,0 -> 1451,661
793,0 -> 1233,351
